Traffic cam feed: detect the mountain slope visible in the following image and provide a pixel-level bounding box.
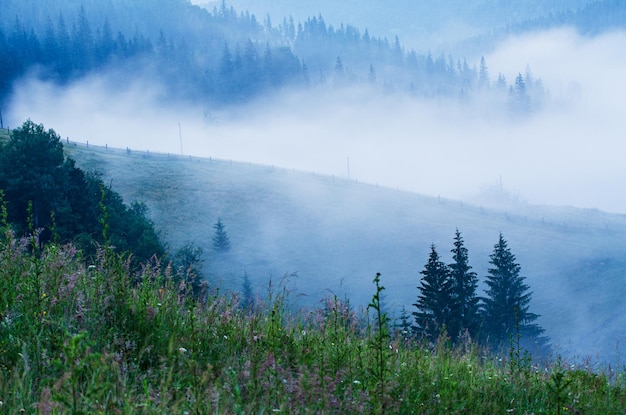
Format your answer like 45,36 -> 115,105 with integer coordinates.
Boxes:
64,141 -> 626,364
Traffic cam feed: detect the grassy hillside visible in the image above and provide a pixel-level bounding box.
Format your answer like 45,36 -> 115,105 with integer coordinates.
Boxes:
64,141 -> 626,364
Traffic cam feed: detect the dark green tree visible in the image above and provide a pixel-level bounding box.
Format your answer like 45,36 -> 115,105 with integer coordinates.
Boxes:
0,120 -> 165,265
481,233 -> 544,348
212,217 -> 231,252
448,229 -> 481,341
0,119 -> 65,233
413,244 -> 452,341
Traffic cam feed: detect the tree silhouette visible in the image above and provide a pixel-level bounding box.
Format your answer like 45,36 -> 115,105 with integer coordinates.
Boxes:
413,245 -> 452,341
448,229 -> 481,342
212,217 -> 231,252
481,233 -> 544,348
241,271 -> 254,310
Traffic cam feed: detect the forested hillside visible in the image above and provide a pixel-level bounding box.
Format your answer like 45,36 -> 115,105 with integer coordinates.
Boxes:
219,0 -> 597,50
1,0 -> 546,112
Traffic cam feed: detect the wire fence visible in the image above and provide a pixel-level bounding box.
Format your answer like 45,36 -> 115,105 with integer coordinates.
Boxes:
61,136 -> 397,193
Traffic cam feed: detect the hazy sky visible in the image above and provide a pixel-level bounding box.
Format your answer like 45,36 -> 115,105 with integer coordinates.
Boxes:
7,28 -> 626,214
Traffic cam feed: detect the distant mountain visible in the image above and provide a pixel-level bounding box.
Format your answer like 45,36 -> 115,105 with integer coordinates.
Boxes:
65,141 -> 626,365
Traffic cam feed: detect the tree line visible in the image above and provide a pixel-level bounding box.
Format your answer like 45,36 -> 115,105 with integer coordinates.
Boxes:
406,229 -> 549,355
0,0 -> 544,111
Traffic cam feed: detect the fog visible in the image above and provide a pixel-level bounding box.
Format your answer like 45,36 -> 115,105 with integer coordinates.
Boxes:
7,28 -> 626,214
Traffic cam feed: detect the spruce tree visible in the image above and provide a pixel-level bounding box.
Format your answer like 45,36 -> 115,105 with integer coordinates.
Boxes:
241,271 -> 254,310
481,233 -> 544,348
413,245 -> 452,341
448,229 -> 481,341
212,217 -> 231,252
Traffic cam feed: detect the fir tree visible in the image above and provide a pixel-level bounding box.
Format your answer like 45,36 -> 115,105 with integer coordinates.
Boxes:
212,217 -> 231,252
413,245 -> 452,341
481,234 -> 544,348
448,229 -> 481,341
241,271 -> 254,310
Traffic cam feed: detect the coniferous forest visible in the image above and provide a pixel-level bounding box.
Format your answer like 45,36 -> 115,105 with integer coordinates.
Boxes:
0,0 -> 553,112
2,0 -> 626,412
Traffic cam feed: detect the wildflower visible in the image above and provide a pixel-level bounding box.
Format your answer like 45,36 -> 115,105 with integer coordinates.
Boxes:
353,380 -> 361,385
224,335 -> 228,340
178,347 -> 187,354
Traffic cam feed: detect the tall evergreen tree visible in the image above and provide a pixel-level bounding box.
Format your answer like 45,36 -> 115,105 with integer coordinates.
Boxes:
481,234 -> 544,348
212,217 -> 231,252
413,245 -> 452,341
448,229 -> 481,341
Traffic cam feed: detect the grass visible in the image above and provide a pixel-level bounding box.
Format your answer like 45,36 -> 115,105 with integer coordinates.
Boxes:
0,228 -> 624,414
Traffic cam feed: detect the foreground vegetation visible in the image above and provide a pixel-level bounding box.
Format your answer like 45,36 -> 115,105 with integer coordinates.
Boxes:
0,228 -> 624,414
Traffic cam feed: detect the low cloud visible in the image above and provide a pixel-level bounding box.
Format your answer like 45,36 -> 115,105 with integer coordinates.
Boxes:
7,28 -> 626,213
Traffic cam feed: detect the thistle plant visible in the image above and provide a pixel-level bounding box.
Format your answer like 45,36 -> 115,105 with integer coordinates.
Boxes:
367,273 -> 390,404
